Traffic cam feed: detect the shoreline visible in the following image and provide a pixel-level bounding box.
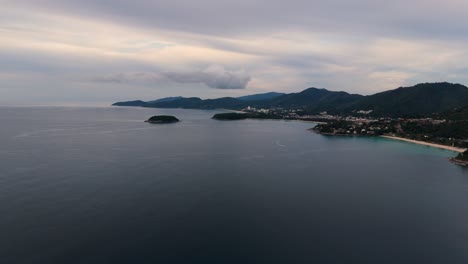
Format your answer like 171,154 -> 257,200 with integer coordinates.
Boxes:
381,135 -> 467,153
450,158 -> 468,166
220,109 -> 328,124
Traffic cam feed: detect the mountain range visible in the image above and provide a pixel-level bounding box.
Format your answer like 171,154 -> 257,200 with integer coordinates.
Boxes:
113,82 -> 468,117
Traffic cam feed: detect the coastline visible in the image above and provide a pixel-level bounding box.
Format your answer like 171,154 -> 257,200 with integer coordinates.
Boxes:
381,135 -> 467,153
218,109 -> 247,113
220,109 -> 327,124
450,158 -> 468,166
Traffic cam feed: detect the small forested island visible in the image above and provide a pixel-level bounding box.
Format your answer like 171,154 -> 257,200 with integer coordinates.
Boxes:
451,151 -> 468,166
145,115 -> 180,123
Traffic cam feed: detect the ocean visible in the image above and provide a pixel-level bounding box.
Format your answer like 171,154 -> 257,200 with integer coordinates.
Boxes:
0,106 -> 467,263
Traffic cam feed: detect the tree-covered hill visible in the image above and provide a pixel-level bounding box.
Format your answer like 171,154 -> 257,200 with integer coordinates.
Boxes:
236,92 -> 285,101
113,82 -> 468,117
351,82 -> 468,117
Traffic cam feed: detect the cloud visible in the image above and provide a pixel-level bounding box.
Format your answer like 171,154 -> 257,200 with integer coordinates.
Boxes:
93,65 -> 251,89
165,65 -> 250,89
93,72 -> 164,83
3,1 -> 468,105
8,0 -> 468,41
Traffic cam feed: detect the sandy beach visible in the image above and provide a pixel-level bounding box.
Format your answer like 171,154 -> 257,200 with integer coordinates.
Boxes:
381,135 -> 467,153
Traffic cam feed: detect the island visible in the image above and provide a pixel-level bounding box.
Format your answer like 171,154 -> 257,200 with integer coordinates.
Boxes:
145,115 -> 180,123
451,151 -> 468,166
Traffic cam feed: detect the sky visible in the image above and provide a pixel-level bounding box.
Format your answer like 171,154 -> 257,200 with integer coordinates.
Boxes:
1,0 -> 468,105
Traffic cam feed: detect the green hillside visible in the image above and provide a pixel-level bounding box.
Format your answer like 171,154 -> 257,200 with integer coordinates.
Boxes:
352,82 -> 468,117
113,82 -> 468,117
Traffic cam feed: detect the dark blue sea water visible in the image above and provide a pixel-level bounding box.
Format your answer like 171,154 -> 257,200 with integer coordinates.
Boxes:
0,107 -> 467,264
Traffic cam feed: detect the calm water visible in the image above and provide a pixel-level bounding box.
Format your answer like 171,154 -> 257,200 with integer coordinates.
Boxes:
0,107 -> 467,264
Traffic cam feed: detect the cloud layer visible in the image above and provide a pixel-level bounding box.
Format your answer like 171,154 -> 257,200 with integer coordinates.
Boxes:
94,65 -> 251,89
2,1 -> 468,105
165,65 -> 250,89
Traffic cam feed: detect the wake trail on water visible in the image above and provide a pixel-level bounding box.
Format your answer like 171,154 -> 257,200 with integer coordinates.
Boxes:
275,140 -> 286,147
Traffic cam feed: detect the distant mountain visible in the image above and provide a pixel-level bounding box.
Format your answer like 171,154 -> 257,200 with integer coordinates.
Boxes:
146,97 -> 203,108
118,88 -> 358,111
153,97 -> 251,109
113,97 -> 183,106
112,100 -> 146,107
112,82 -> 468,117
147,96 -> 183,104
266,88 -> 362,113
351,82 -> 468,117
237,92 -> 285,101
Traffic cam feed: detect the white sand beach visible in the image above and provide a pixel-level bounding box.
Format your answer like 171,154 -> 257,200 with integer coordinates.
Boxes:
381,135 -> 467,153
